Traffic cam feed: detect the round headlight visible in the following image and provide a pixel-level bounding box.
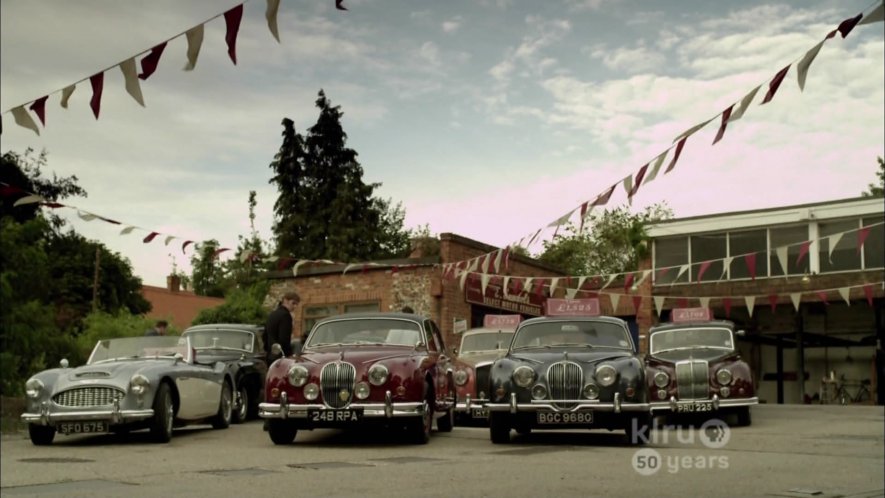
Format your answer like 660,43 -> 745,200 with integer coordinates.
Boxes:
25,378 -> 44,399
129,374 -> 150,395
512,366 -> 535,388
716,368 -> 733,385
355,381 -> 371,400
453,369 -> 469,386
531,384 -> 547,400
288,365 -> 309,387
583,383 -> 599,399
368,363 -> 389,386
657,388 -> 668,400
653,371 -> 670,388
304,383 -> 319,400
595,364 -> 617,387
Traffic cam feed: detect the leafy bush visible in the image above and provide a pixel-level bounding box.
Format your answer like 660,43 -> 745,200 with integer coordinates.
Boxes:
192,282 -> 270,326
76,311 -> 175,361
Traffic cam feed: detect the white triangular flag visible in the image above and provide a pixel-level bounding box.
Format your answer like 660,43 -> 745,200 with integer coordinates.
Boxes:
728,85 -> 761,122
60,85 -> 76,108
548,209 -> 576,228
642,151 -> 668,185
13,194 -> 45,207
493,249 -> 503,273
481,273 -> 491,296
548,277 -> 560,297
837,287 -> 851,305
342,263 -> 360,274
637,270 -> 652,285
524,278 -> 533,296
183,25 -> 205,71
576,276 -> 587,290
11,106 -> 39,135
699,297 -> 711,309
292,260 -> 308,276
654,296 -> 666,317
502,276 -> 510,297
775,246 -> 789,275
609,293 -> 621,313
796,40 -> 826,91
240,250 -> 254,263
265,0 -> 281,42
676,264 -> 689,282
164,235 -> 174,246
566,287 -> 578,299
120,226 -> 136,235
721,256 -> 733,280
119,58 -> 145,106
858,2 -> 884,25
745,296 -> 756,317
602,274 -> 617,289
459,269 -> 469,291
77,211 -> 98,221
827,233 -> 843,262
674,117 -> 714,142
790,292 -> 802,311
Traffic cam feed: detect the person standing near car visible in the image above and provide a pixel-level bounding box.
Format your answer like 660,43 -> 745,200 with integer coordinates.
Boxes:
264,291 -> 300,360
144,320 -> 168,336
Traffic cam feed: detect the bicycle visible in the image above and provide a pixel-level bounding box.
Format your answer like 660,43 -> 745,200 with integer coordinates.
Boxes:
834,377 -> 872,405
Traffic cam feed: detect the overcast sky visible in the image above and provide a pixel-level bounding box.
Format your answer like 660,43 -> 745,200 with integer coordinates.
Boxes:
1,0 -> 883,287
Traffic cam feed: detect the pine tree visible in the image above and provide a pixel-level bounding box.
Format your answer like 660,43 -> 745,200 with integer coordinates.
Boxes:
269,90 -> 411,262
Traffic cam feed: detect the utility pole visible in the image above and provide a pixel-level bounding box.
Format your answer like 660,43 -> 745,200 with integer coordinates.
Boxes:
92,247 -> 100,311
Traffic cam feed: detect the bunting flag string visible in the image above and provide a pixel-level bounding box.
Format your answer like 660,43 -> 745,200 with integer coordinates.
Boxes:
0,0 -> 348,134
443,1 -> 882,263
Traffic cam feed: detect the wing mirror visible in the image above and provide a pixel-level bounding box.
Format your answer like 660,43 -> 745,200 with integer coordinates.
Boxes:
60,358 -> 69,368
271,343 -> 283,357
291,338 -> 304,356
736,329 -> 746,337
452,347 -> 459,356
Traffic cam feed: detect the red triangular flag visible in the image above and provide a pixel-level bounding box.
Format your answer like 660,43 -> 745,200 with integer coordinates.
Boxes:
502,246 -> 511,271
627,164 -> 649,200
837,13 -> 863,38
591,184 -> 617,207
89,72 -> 104,119
632,295 -> 642,312
276,257 -> 293,271
212,248 -> 230,260
796,240 -> 811,268
857,226 -> 871,254
335,0 -> 348,10
656,267 -> 671,282
624,273 -> 635,293
863,284 -> 874,307
391,265 -> 398,274
816,291 -> 829,305
696,260 -> 713,282
28,96 -> 48,126
224,5 -> 244,65
677,298 -> 688,309
138,42 -> 167,80
664,137 -> 687,174
578,202 -> 589,233
534,278 -> 546,297
712,105 -> 733,145
182,240 -> 194,254
143,232 -> 159,243
744,253 -> 757,280
723,297 -> 732,318
768,294 -> 779,312
761,65 -> 790,105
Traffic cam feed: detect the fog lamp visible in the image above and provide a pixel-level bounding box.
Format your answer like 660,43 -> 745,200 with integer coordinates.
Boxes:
304,383 -> 319,401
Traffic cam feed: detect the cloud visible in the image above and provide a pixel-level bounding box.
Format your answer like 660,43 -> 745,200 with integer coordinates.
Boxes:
442,16 -> 463,33
586,41 -> 667,74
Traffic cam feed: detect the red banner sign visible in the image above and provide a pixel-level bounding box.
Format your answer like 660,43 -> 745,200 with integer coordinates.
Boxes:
483,314 -> 522,329
546,298 -> 601,317
671,307 -> 712,322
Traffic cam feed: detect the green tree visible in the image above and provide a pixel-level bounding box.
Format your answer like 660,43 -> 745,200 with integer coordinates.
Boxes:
224,191 -> 269,290
0,148 -> 86,228
538,203 -> 673,276
862,156 -> 884,197
191,282 -> 270,326
269,90 -> 412,262
190,240 -> 227,297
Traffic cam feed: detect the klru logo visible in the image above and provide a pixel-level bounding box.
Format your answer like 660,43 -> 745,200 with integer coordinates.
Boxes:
630,417 -> 731,448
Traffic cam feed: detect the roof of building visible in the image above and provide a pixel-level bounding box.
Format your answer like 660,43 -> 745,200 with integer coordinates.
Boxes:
141,285 -> 225,330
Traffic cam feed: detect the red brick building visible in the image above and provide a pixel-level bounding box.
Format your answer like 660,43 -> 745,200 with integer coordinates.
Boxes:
141,276 -> 225,331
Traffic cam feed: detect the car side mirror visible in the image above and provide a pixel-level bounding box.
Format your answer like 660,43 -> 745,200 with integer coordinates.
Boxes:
736,330 -> 746,337
271,343 -> 283,357
291,338 -> 303,356
452,348 -> 459,356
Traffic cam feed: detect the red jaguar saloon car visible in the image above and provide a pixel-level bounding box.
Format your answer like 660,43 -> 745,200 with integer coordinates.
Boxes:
258,312 -> 456,444
645,308 -> 758,426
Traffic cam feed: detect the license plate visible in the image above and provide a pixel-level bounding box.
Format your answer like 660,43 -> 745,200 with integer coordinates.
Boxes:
58,421 -> 109,435
536,411 -> 593,424
676,401 -> 713,413
307,409 -> 363,423
471,408 -> 488,418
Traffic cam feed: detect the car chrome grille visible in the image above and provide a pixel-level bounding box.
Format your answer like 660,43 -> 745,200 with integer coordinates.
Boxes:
474,364 -> 491,399
675,360 -> 709,400
320,362 -> 356,408
53,387 -> 124,407
547,361 -> 582,409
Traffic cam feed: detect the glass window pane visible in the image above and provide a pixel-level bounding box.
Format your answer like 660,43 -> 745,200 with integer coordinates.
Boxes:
690,233 -> 726,282
729,229 -> 767,279
655,236 -> 688,284
305,305 -> 337,317
343,302 -> 380,314
770,225 -> 809,276
819,220 -> 861,273
862,217 -> 884,269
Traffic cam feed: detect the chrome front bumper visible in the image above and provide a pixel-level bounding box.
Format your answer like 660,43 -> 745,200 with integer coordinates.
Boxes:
485,393 -> 650,414
649,395 -> 759,412
258,391 -> 425,419
454,394 -> 490,413
21,400 -> 154,426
